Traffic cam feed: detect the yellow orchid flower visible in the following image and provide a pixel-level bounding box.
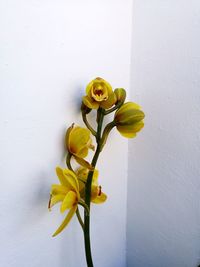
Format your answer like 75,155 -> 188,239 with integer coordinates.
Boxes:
49,167 -> 80,237
65,124 -> 95,169
114,102 -> 145,138
76,167 -> 107,204
82,77 -> 117,110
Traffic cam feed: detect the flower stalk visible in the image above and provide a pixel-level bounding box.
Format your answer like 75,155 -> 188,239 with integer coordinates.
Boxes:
49,77 -> 145,267
76,208 -> 84,230
84,108 -> 105,267
82,112 -> 97,137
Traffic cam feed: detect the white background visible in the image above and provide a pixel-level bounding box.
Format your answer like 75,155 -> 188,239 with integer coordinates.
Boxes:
127,1 -> 200,267
1,1 -> 200,267
0,1 -> 132,267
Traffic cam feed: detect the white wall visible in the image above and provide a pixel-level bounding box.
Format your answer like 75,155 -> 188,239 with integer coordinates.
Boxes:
0,1 -> 132,266
2,1 -> 199,266
127,1 -> 200,267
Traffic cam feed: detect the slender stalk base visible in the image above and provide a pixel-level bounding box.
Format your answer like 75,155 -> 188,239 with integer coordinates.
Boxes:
83,108 -> 104,267
84,145 -> 101,267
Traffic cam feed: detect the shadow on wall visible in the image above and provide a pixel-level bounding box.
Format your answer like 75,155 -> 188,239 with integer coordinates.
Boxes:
17,170 -> 51,234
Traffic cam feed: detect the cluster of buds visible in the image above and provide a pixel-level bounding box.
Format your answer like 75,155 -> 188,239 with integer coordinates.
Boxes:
82,77 -> 145,139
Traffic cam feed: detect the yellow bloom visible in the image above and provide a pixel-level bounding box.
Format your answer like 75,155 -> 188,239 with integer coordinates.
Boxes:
65,124 -> 94,169
49,167 -> 80,237
114,102 -> 145,138
82,77 -> 116,109
76,167 -> 107,204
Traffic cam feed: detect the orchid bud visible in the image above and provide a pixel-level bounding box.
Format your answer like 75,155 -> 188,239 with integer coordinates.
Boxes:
114,102 -> 145,138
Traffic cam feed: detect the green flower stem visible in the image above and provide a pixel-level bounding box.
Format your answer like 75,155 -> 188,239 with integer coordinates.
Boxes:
100,121 -> 116,151
84,145 -> 101,267
79,200 -> 90,215
76,208 -> 84,231
82,112 -> 97,137
84,108 -> 105,267
104,101 -> 124,115
66,153 -> 73,171
96,108 -> 104,143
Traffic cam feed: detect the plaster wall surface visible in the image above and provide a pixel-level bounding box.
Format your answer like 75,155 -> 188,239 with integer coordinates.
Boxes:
127,1 -> 200,267
0,1 -> 132,266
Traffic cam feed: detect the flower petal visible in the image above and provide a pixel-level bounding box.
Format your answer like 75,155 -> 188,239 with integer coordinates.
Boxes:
52,206 -> 77,237
117,121 -> 144,138
68,126 -> 91,157
49,194 -> 65,209
86,80 -> 94,94
56,167 -> 70,187
76,167 -> 88,182
76,147 -> 89,158
62,169 -> 79,193
92,192 -> 107,204
91,185 -> 99,199
56,167 -> 79,193
117,101 -> 141,111
51,184 -> 68,195
74,156 -> 94,170
60,191 -> 78,213
117,130 -> 136,138
100,92 -> 117,109
65,123 -> 74,150
82,96 -> 99,109
91,170 -> 99,186
114,88 -> 126,104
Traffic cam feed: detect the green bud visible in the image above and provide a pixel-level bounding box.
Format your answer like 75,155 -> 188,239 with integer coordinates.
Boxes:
114,88 -> 126,105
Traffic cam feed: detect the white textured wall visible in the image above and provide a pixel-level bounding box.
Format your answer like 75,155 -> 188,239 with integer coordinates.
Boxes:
127,1 -> 200,267
0,1 -> 132,266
